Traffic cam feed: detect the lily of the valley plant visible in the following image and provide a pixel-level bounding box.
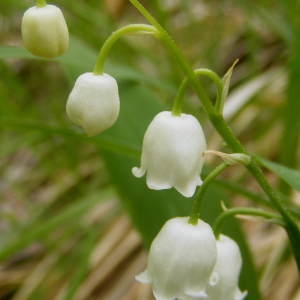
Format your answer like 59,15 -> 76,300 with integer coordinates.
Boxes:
20,0 -> 300,299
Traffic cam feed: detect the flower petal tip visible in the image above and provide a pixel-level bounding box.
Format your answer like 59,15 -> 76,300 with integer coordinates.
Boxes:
135,270 -> 151,284
235,289 -> 248,300
197,176 -> 203,186
175,184 -> 196,198
209,271 -> 220,286
132,167 -> 145,178
146,178 -> 172,190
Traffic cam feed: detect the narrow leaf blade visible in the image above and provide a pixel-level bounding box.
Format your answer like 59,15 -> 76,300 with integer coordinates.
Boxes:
256,156 -> 300,190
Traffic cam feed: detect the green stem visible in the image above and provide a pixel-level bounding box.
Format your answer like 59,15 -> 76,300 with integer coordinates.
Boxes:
93,24 -> 158,74
213,207 -> 284,238
129,0 -> 300,272
172,79 -> 186,116
172,68 -> 223,116
36,0 -> 47,7
215,180 -> 300,219
129,0 -> 216,115
189,163 -> 228,225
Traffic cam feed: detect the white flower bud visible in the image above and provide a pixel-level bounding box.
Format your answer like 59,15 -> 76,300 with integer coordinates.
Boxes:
132,111 -> 207,197
22,4 -> 69,58
66,72 -> 120,136
206,235 -> 247,300
136,217 -> 217,300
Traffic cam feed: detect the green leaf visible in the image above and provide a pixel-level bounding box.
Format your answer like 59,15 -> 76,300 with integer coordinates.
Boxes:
0,45 -> 33,59
256,156 -> 300,191
219,59 -> 239,111
279,39 -> 300,193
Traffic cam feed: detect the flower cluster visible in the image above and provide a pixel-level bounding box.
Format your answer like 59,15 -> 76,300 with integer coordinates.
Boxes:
21,3 -> 207,196
136,217 -> 246,300
67,78 -> 206,195
20,4 -> 247,299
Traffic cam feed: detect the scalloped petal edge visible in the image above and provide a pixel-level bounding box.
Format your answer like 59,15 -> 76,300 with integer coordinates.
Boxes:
132,166 -> 145,178
235,289 -> 248,300
135,270 -> 151,284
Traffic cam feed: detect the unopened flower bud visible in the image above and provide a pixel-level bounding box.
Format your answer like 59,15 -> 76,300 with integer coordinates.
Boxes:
132,111 -> 207,197
136,217 -> 217,300
22,4 -> 69,58
66,72 -> 120,136
206,235 -> 247,300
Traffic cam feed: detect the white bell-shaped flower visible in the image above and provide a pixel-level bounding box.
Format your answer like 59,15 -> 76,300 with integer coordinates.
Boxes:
22,4 -> 69,58
132,111 -> 206,197
66,72 -> 120,136
136,217 -> 217,300
206,235 -> 247,300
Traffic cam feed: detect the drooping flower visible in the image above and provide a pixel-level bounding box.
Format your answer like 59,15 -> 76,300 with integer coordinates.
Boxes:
136,217 -> 217,300
206,235 -> 247,300
132,111 -> 207,197
22,4 -> 69,58
66,72 -> 120,136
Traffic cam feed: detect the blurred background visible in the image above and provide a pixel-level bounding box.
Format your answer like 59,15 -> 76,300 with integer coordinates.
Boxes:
0,0 -> 299,299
